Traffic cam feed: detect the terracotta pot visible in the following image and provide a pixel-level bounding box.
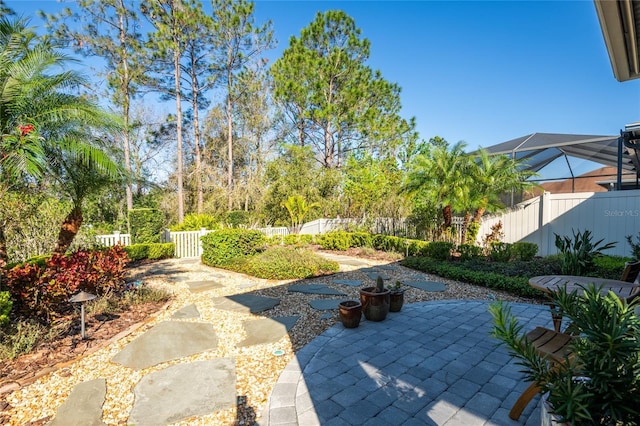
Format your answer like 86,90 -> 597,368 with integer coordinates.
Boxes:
338,300 -> 362,328
389,291 -> 404,312
359,287 -> 390,321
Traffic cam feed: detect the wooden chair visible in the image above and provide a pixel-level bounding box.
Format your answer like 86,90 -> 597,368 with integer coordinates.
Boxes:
509,327 -> 574,420
620,260 -> 640,284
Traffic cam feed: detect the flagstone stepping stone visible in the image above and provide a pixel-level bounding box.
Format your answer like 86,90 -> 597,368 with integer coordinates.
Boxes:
49,378 -> 106,426
361,267 -> 379,273
111,321 -> 218,370
364,272 -> 390,281
185,280 -> 223,293
211,294 -> 280,313
172,304 -> 200,319
378,264 -> 398,271
320,313 -> 333,319
128,359 -> 235,426
333,279 -> 363,287
237,316 -> 300,347
309,299 -> 341,310
403,280 -> 447,292
288,284 -> 346,296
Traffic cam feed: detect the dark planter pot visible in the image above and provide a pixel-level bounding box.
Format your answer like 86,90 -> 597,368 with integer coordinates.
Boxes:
389,291 -> 405,312
359,287 -> 390,321
338,300 -> 362,328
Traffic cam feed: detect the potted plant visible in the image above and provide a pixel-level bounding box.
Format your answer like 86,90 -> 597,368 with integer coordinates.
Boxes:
359,275 -> 390,321
387,280 -> 405,312
490,284 -> 640,425
338,300 -> 362,328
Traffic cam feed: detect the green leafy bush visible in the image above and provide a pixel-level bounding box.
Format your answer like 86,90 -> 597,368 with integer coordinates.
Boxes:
0,292 -> 11,327
230,246 -> 339,279
511,242 -> 538,261
590,255 -> 631,279
401,257 -> 544,298
201,228 -> 266,267
489,242 -> 513,262
554,229 -> 617,275
124,244 -> 149,261
170,213 -> 220,231
407,240 -> 430,256
317,230 -> 352,251
457,244 -> 483,261
372,234 -> 404,253
423,241 -> 453,260
129,208 -> 165,244
148,243 -> 175,259
225,210 -> 250,227
350,232 -> 373,248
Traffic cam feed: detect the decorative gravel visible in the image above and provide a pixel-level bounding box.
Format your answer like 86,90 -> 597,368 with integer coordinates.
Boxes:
2,255 -> 540,425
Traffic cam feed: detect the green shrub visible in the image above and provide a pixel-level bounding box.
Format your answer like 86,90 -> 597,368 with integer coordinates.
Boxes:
555,229 -> 617,275
129,208 -> 165,244
590,255 -> 631,279
407,240 -> 430,256
201,228 -> 266,267
170,213 -> 220,231
148,243 -> 175,259
511,242 -> 538,261
283,234 -> 300,245
372,234 -> 404,252
317,230 -> 352,251
401,256 -> 542,298
0,292 -> 11,327
489,242 -> 513,262
466,221 -> 480,244
458,244 -> 483,261
124,244 -> 149,261
424,241 -> 453,260
299,234 -> 313,245
350,232 -> 373,248
0,320 -> 44,359
231,246 -> 339,279
225,210 -> 250,227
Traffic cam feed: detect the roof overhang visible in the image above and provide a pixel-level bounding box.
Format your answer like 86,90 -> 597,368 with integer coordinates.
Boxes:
594,0 -> 640,82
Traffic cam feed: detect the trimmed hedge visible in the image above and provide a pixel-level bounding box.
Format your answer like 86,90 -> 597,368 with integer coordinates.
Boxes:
229,246 -> 339,279
201,228 -> 266,267
124,243 -> 175,261
0,292 -> 11,327
401,256 -> 543,298
129,208 -> 164,244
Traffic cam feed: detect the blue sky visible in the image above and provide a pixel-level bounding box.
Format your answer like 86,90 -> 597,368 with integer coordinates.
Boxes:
7,0 -> 640,177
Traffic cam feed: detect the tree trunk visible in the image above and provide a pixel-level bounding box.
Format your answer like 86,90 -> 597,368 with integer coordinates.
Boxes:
473,207 -> 486,224
0,223 -> 8,269
118,0 -> 134,213
461,212 -> 471,245
174,28 -> 185,223
192,73 -> 203,215
53,205 -> 83,255
442,205 -> 452,229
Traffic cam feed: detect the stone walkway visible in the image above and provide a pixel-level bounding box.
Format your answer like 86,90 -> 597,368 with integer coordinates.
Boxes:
42,255 -> 549,425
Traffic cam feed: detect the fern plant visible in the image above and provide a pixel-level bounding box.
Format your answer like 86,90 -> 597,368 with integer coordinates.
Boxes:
554,229 -> 616,275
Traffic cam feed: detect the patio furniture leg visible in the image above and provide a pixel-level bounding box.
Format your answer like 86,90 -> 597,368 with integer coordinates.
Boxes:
509,382 -> 540,420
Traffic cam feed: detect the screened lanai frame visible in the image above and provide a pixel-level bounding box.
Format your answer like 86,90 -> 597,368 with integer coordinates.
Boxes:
482,126 -> 640,191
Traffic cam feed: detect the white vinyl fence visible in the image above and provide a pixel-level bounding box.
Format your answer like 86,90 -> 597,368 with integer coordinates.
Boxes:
477,190 -> 640,257
95,231 -> 131,247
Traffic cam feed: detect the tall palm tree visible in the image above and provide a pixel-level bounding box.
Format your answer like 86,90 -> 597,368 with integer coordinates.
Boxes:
468,149 -> 537,224
0,17 -> 120,264
403,141 -> 468,233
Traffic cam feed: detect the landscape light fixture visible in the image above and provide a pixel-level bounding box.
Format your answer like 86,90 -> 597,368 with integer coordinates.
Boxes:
69,291 -> 97,339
